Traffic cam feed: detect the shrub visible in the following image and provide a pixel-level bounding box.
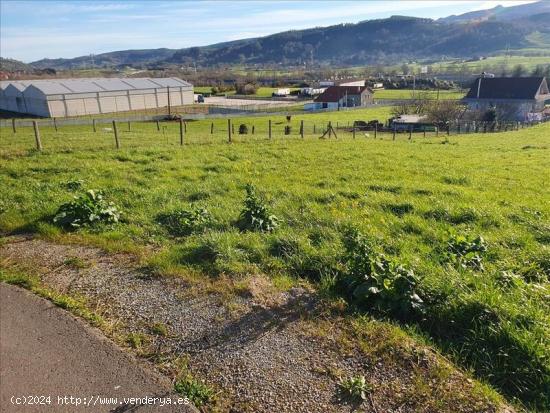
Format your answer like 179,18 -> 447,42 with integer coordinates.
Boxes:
53,190 -> 121,229
157,207 -> 211,236
340,228 -> 424,319
238,184 -> 279,232
444,232 -> 487,271
238,124 -> 248,134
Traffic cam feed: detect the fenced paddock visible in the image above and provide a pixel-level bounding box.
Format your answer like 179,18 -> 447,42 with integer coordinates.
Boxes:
1,112 -> 547,154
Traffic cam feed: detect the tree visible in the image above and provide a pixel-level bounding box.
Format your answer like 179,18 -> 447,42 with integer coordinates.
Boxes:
235,82 -> 258,95
425,100 -> 466,128
511,64 -> 526,77
531,65 -> 545,77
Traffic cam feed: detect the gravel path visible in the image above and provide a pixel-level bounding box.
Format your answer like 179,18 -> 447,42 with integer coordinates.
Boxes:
0,236 -> 509,413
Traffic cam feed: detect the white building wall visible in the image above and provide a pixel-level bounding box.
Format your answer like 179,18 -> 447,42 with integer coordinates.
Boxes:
24,97 -> 50,117
1,78 -> 194,117
48,100 -> 66,117
182,90 -> 193,105
115,95 -> 130,112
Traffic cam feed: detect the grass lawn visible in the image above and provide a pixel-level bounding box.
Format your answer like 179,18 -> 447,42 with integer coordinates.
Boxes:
373,89 -> 466,100
193,86 -> 300,97
1,112 -> 549,411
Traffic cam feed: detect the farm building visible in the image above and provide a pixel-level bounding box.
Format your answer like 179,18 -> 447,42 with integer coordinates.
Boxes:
463,76 -> 550,121
0,77 -> 193,117
305,86 -> 373,111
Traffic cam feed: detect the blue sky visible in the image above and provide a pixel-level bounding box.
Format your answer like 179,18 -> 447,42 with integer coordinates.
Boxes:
0,0 -> 535,62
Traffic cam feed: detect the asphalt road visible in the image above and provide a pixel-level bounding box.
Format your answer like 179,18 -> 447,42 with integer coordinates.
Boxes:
0,283 -> 195,412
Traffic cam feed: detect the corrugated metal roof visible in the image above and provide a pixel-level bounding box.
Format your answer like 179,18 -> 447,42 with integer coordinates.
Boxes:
150,77 -> 192,88
28,82 -> 74,94
465,77 -> 547,100
0,78 -> 192,96
314,86 -> 371,102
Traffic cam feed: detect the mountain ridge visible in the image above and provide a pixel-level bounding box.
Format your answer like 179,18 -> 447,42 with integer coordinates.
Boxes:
7,2 -> 550,70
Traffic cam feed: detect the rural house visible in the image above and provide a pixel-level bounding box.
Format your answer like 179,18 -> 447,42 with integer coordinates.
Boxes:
305,86 -> 373,111
0,77 -> 193,117
463,76 -> 550,121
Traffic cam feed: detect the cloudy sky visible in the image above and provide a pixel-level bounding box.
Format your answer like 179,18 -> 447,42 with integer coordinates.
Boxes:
0,0 -> 535,62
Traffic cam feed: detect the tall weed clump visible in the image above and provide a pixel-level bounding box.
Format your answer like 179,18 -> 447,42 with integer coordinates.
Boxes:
53,190 -> 121,229
238,184 -> 279,232
339,228 -> 424,320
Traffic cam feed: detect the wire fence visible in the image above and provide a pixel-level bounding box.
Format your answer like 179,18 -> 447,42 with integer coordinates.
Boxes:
1,115 -> 547,154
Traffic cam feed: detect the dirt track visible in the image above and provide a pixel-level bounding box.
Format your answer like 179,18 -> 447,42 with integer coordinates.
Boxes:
0,283 -> 195,413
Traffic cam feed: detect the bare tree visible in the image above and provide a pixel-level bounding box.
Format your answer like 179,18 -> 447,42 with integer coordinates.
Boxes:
425,100 -> 466,128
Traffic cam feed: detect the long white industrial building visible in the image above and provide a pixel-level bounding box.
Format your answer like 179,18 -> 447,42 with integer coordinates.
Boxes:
0,77 -> 193,117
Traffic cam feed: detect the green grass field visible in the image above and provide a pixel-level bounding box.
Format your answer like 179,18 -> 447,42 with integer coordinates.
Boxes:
373,89 -> 466,100
194,86 -> 300,97
1,110 -> 549,411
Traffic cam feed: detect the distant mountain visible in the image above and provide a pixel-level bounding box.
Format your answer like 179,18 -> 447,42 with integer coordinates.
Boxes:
19,2 -> 550,70
0,57 -> 32,72
440,1 -> 550,23
30,48 -> 177,70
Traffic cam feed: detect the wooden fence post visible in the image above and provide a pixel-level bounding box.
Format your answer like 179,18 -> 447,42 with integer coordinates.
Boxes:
32,121 -> 42,151
228,119 -> 232,143
127,121 -> 131,132
232,123 -> 234,135
328,122 -> 332,138
53,117 -> 58,132
352,126 -> 356,139
408,126 -> 412,140
268,119 -> 272,139
156,120 -> 160,132
210,122 -> 214,134
184,121 -> 187,133
313,124 -> 316,134
93,119 -> 97,132
374,123 -> 377,139
392,125 -> 396,141
179,118 -> 184,145
12,118 -> 16,134
112,120 -> 120,149
300,120 -> 304,139
423,125 -> 426,138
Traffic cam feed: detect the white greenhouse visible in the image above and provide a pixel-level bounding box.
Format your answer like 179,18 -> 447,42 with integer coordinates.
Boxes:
0,77 -> 193,117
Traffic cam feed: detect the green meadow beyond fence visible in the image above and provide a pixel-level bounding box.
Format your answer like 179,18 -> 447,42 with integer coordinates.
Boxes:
1,115 -> 547,153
